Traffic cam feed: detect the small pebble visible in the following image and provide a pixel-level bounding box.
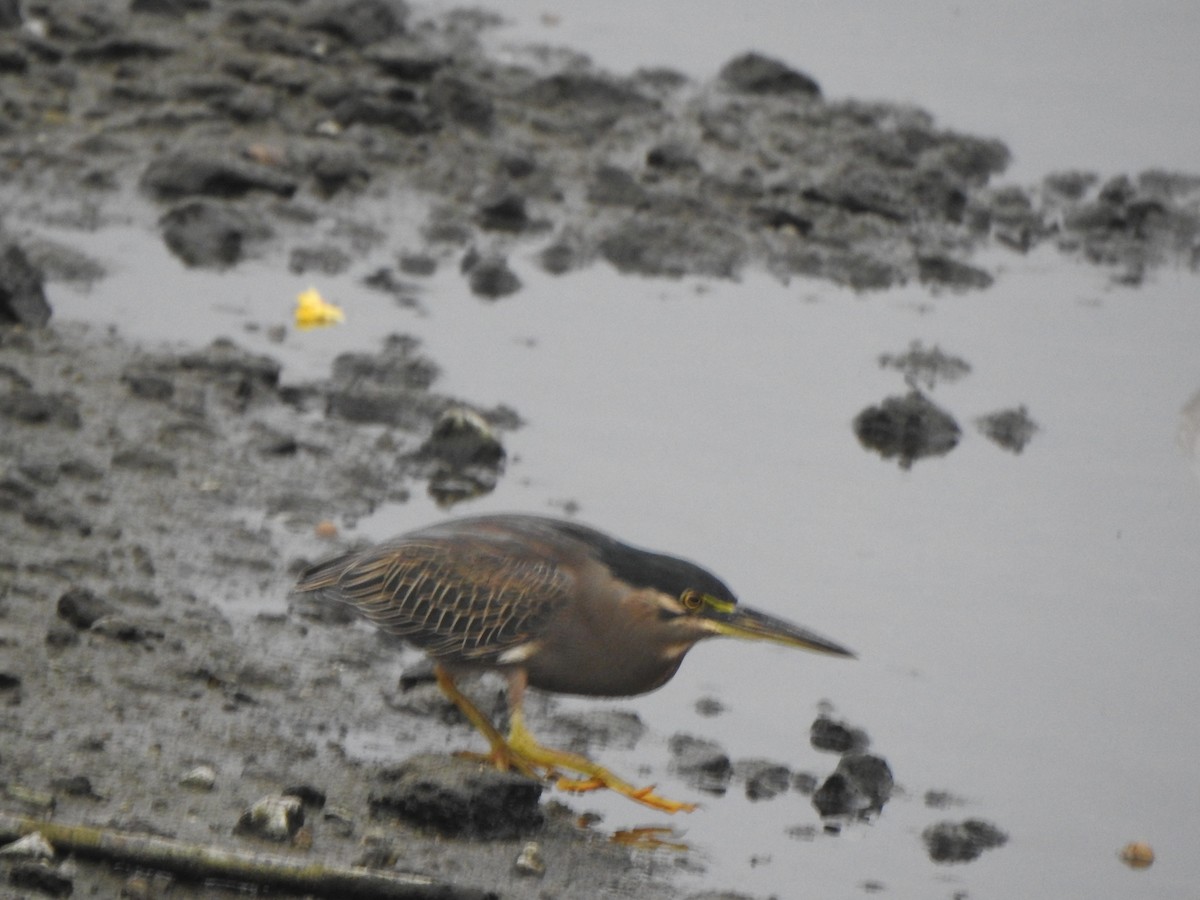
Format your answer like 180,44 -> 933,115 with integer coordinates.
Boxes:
514,841 -> 545,877
0,831 -> 55,859
234,795 -> 305,842
1120,841 -> 1154,869
179,765 -> 217,791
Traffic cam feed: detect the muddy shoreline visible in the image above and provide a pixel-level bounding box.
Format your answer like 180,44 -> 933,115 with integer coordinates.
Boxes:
1,1 -> 1196,897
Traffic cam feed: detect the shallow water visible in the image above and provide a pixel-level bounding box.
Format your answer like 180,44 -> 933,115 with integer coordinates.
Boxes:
452,0 -> 1200,183
38,3 -> 1200,897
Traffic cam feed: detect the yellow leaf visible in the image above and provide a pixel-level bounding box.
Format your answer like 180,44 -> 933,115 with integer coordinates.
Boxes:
294,288 -> 345,330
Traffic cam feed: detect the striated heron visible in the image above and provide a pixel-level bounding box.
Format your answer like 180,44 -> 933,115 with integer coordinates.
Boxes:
293,514 -> 853,813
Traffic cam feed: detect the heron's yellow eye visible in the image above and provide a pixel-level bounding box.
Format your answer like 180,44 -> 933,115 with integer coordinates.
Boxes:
681,590 -> 704,611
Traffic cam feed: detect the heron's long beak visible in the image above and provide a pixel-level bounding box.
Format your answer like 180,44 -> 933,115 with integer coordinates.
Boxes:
706,604 -> 855,658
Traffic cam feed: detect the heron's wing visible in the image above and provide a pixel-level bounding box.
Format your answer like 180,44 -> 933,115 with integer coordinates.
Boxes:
294,536 -> 573,664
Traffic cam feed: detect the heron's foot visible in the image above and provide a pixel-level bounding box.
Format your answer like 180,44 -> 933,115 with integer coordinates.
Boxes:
506,721 -> 697,814
611,826 -> 691,852
435,666 -> 695,813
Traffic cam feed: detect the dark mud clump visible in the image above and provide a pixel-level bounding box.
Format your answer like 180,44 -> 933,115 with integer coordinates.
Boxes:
922,818 -> 1009,863
2,1 -> 1195,300
854,390 -> 962,468
976,405 -> 1039,453
811,754 -> 895,820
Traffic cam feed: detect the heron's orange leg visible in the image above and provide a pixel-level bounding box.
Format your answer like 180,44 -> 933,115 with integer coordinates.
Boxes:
434,665 -> 696,814
434,665 -> 541,779
506,706 -> 696,813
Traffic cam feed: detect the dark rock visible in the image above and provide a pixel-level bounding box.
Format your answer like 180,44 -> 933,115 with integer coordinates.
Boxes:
325,385 -> 439,429
986,185 -> 1047,250
419,406 -> 506,505
753,206 -> 813,235
112,447 -> 178,476
694,696 -> 725,717
112,586 -> 161,608
500,153 -> 537,179
0,0 -> 22,29
0,390 -> 81,428
8,862 -> 74,898
45,623 -> 80,648
178,338 -> 281,391
282,784 -> 327,809
73,36 -> 179,62
599,216 -> 746,278
0,476 -> 35,511
0,243 -> 51,327
419,407 -> 504,468
924,789 -> 966,809
0,47 -> 28,73
289,244 -> 352,276
791,771 -> 819,795
218,85 -> 279,123
1044,170 -> 1098,200
810,715 -> 870,754
57,587 -> 117,629
370,754 -> 544,839
361,268 -> 420,306
50,774 -> 97,797
922,818 -> 1008,863
159,200 -> 272,268
587,166 -> 648,208
302,0 -> 407,48
466,255 -> 522,299
121,367 -> 175,402
733,759 -> 792,801
976,406 -> 1038,453
812,753 -> 893,819
476,193 -> 533,233
667,733 -> 732,795
804,169 -> 909,222
854,390 -> 961,468
60,459 -> 104,482
331,95 -> 432,134
141,150 -> 297,200
935,134 -> 1010,182
538,239 -> 580,275
131,0 -> 212,16
365,41 -> 447,81
397,657 -> 438,690
90,614 -> 165,643
523,72 -> 656,114
239,22 -> 320,58
428,75 -> 495,132
916,254 -> 993,290
235,794 -> 305,842
332,335 -> 437,391
645,142 -> 700,174
398,253 -> 437,276
310,147 -> 371,196
719,52 -> 821,97
22,502 -> 92,536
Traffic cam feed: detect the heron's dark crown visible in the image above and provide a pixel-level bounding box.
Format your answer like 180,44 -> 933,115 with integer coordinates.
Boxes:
449,514 -> 739,605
